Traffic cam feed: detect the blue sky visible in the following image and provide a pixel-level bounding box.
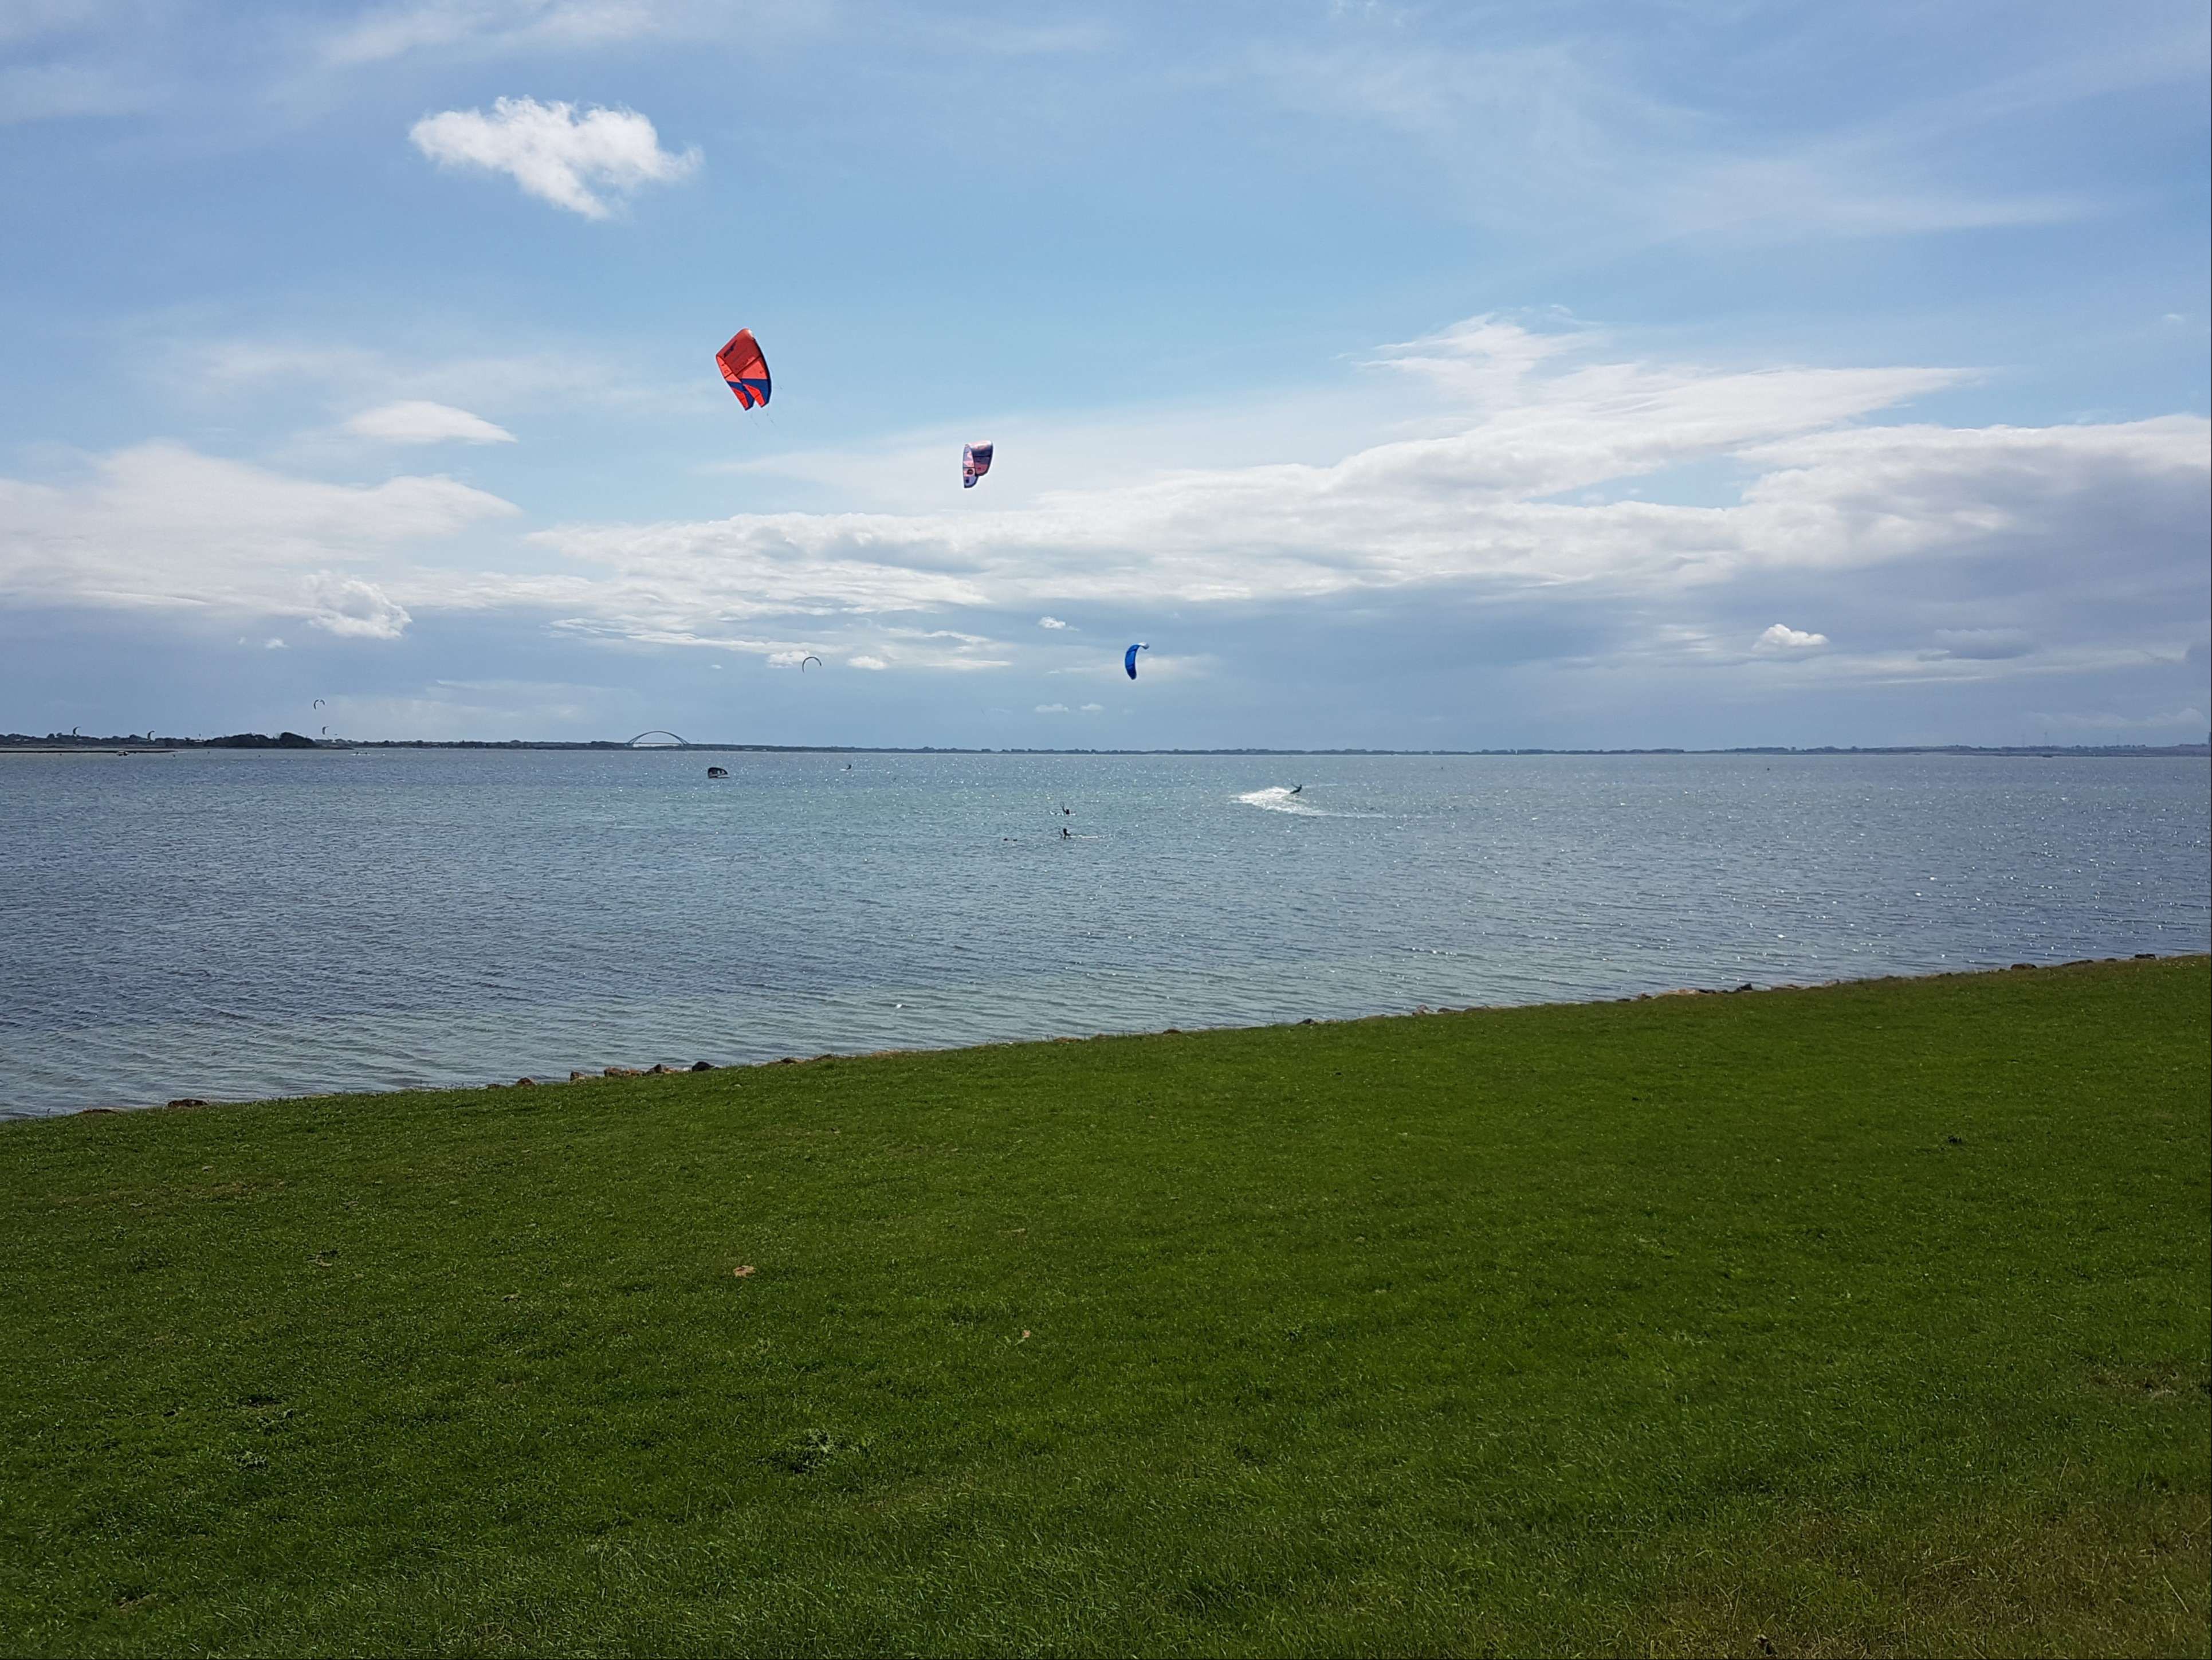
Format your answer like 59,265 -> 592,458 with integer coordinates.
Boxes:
2,0 -> 2205,747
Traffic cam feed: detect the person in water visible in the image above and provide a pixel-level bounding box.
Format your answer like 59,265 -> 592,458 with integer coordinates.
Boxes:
1060,826 -> 1072,838
1289,784 -> 1303,795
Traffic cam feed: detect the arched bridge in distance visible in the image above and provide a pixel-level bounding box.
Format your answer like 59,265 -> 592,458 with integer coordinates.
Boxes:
626,731 -> 692,748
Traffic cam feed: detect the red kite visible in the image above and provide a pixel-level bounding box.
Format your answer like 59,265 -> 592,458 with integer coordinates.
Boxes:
716,328 -> 771,410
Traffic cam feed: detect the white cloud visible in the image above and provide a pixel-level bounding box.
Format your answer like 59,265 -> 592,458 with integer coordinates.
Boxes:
345,401 -> 517,445
327,1 -> 673,66
7,321 -> 2203,707
388,325 -> 2198,693
515,322 -> 1991,634
1754,624 -> 1829,652
1248,17 -> 2203,250
1371,312 -> 1590,405
263,637 -> 287,649
408,96 -> 700,219
1080,702 -> 1103,712
305,573 -> 413,639
1035,702 -> 1069,713
0,443 -> 516,634
190,336 -> 685,416
615,628 -> 1020,674
1038,615 -> 1068,629
318,0 -> 829,68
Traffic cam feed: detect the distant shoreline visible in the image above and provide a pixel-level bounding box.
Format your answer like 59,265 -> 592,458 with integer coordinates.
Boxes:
4,734 -> 2207,759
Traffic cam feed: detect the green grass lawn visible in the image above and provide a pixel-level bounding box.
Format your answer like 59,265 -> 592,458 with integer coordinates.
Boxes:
2,959 -> 2205,1658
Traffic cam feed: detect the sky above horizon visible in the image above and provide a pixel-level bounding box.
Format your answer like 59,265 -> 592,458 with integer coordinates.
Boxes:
2,0 -> 2206,749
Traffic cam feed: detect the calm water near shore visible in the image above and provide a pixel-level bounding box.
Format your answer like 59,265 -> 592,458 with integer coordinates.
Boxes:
2,748 -> 2205,1117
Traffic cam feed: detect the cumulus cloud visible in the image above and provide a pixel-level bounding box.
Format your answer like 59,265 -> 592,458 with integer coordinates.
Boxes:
408,96 -> 699,218
1035,702 -> 1069,713
1754,623 -> 1829,652
1038,615 -> 1068,629
305,574 -> 413,639
849,656 -> 888,670
345,401 -> 517,445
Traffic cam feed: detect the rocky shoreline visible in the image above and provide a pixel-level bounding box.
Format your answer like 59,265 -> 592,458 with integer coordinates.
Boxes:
41,951 -> 2186,1121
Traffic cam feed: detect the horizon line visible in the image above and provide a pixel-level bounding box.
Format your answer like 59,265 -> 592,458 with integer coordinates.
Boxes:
5,733 -> 2209,759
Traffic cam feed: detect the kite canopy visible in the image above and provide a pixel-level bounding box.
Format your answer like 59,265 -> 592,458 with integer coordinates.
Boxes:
1125,642 -> 1149,680
962,442 -> 993,489
799,655 -> 822,671
716,329 -> 771,410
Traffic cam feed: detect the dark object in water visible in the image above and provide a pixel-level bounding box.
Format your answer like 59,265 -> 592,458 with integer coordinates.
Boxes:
706,766 -> 729,778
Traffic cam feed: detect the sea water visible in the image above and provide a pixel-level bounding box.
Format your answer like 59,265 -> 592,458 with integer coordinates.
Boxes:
1,749 -> 2204,1116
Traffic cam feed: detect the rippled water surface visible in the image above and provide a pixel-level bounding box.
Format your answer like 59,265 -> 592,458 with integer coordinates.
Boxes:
2,749 -> 2205,1116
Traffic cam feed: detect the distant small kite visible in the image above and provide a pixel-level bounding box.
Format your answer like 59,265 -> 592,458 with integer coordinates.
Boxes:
1125,642 -> 1149,680
716,328 -> 771,410
962,442 -> 993,489
800,655 -> 822,672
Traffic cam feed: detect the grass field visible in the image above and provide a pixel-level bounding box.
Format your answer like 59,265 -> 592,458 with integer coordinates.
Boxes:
2,958 -> 2205,1657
